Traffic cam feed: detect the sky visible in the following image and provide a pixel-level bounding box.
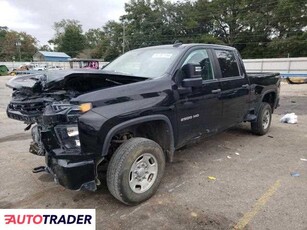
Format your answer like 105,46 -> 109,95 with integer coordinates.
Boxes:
0,0 -> 178,47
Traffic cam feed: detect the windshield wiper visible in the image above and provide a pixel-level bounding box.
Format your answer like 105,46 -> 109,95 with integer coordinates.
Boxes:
105,78 -> 123,85
108,70 -> 135,76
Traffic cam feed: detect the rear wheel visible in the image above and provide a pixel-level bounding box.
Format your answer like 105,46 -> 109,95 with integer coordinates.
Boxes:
251,102 -> 272,135
107,137 -> 165,205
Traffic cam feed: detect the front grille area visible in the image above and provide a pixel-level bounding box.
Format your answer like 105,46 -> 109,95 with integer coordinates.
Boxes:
7,111 -> 37,122
8,101 -> 45,115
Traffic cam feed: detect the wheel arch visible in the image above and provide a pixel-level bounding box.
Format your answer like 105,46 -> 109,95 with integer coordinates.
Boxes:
261,90 -> 277,112
102,115 -> 175,162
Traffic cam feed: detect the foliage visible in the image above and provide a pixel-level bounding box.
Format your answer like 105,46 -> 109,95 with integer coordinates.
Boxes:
268,32 -> 307,57
51,19 -> 86,57
120,0 -> 211,48
85,28 -> 104,49
0,28 -> 37,61
1,0 -> 307,61
39,45 -> 53,51
101,0 -> 307,59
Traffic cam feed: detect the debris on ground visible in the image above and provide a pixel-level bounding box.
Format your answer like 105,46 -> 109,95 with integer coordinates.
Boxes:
290,172 -> 300,177
190,212 -> 198,217
235,152 -> 240,156
280,113 -> 298,124
227,156 -> 232,159
213,158 -> 222,162
268,135 -> 274,138
207,176 -> 216,181
300,158 -> 307,162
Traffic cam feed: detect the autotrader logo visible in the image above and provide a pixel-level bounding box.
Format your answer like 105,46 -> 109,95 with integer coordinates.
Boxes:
5,214 -> 92,224
0,209 -> 95,230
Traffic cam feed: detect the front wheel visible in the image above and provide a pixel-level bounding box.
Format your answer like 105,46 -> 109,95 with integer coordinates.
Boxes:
107,137 -> 165,205
251,102 -> 272,135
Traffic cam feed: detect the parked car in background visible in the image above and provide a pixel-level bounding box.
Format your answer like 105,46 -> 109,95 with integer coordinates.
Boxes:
0,65 -> 9,76
9,64 -> 32,76
47,66 -> 64,71
33,65 -> 47,71
68,58 -> 109,69
9,63 -> 48,75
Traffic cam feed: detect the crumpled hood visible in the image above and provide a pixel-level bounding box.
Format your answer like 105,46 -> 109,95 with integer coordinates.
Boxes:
6,69 -> 148,93
6,73 -> 47,90
6,70 -> 105,90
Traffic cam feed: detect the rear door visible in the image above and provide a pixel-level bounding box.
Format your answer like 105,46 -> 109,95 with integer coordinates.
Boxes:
213,49 -> 250,129
176,48 -> 222,147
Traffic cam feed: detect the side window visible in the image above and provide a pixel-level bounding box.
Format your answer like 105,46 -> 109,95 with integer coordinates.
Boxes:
182,49 -> 214,81
215,49 -> 241,78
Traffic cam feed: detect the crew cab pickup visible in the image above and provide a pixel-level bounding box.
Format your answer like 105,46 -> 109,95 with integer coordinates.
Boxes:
6,44 -> 281,205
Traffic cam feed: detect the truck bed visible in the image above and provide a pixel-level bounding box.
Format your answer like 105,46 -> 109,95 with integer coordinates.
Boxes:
247,72 -> 280,78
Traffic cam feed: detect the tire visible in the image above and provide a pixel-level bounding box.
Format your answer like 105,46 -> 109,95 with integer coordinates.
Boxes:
251,102 -> 272,135
107,137 -> 165,205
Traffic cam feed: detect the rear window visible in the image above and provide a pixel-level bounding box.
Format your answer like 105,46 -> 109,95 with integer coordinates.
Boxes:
215,49 -> 241,78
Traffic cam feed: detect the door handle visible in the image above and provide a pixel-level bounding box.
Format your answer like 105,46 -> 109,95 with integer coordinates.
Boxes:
211,89 -> 221,94
242,84 -> 249,88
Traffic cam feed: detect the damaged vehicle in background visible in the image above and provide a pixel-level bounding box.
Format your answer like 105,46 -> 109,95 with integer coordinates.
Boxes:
6,43 -> 281,205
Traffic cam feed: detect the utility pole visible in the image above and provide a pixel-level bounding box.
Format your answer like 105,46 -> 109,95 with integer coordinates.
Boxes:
16,40 -> 21,62
122,23 -> 125,54
16,36 -> 23,62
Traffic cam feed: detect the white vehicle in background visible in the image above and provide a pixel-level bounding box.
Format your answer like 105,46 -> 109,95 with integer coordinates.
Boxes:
33,65 -> 46,71
47,66 -> 64,71
31,63 -> 47,71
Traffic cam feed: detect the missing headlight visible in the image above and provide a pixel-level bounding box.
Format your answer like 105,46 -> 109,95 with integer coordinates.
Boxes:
67,127 -> 79,137
55,125 -> 81,149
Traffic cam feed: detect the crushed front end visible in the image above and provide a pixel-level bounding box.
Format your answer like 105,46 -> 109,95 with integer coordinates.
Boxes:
41,103 -> 98,191
8,98 -> 98,191
6,70 -> 144,192
6,74 -> 100,191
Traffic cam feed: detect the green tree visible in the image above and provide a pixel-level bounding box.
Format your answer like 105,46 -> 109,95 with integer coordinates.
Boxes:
121,0 -> 199,49
268,32 -> 307,58
0,26 -> 8,40
85,28 -> 104,48
121,0 -> 167,49
101,21 -> 123,61
0,27 -> 8,60
46,0 -> 307,60
270,0 -> 307,39
0,29 -> 37,61
39,44 -> 52,51
106,0 -> 223,53
83,28 -> 106,59
194,0 -> 307,58
52,19 -> 86,57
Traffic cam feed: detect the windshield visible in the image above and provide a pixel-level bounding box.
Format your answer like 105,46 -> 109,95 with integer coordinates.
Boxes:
103,48 -> 181,78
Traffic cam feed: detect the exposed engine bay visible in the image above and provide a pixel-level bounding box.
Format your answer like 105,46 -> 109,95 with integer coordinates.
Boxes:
6,70 -> 146,156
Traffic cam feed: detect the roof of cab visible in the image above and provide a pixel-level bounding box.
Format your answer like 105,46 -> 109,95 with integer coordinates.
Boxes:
134,43 -> 236,51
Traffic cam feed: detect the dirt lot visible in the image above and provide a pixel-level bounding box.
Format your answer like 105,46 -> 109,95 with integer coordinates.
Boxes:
0,75 -> 307,230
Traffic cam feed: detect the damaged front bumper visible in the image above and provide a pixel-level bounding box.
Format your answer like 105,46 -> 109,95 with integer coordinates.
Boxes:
47,155 -> 97,191
42,105 -> 100,191
43,124 -> 98,191
7,101 -> 100,191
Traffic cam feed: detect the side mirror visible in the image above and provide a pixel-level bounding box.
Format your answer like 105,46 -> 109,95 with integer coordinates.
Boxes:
181,63 -> 202,88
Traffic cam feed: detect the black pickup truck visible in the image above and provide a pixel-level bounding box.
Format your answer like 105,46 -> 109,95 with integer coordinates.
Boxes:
6,44 -> 281,205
